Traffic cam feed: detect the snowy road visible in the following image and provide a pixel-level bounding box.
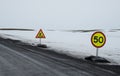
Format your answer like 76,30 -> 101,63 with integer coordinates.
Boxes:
0,37 -> 119,76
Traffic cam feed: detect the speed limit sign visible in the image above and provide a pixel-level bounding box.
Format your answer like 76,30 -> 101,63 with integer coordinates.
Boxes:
91,31 -> 106,56
91,31 -> 106,48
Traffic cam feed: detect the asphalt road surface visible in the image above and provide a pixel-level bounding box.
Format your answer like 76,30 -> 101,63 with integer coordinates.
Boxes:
0,37 -> 119,76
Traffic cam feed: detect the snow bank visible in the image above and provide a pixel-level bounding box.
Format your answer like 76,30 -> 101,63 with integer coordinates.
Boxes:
0,29 -> 120,65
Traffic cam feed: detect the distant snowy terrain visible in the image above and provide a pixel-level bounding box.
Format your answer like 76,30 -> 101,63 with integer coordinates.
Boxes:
0,0 -> 120,66
0,28 -> 120,65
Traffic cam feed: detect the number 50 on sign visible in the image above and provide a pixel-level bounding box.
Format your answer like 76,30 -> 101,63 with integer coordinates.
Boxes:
91,32 -> 106,48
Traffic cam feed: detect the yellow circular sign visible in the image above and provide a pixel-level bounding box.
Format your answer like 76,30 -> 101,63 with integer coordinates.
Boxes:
91,32 -> 106,48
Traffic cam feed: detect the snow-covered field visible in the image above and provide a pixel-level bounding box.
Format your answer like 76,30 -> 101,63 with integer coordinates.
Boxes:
0,28 -> 120,65
0,0 -> 120,65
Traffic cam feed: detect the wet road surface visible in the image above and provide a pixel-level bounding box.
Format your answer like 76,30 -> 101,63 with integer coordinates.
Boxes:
0,37 -> 119,76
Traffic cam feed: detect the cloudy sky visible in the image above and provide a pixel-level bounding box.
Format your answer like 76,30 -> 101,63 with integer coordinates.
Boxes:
0,0 -> 120,29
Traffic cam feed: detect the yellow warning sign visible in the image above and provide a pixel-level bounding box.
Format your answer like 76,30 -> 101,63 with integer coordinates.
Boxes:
36,29 -> 46,38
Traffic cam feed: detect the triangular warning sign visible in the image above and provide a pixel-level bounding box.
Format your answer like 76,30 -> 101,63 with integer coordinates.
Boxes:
35,29 -> 46,38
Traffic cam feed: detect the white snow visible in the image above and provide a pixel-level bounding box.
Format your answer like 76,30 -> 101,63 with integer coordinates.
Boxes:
0,0 -> 120,66
0,28 -> 120,65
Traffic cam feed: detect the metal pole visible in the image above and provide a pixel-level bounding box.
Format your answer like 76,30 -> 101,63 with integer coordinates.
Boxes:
40,38 -> 41,45
96,48 -> 99,57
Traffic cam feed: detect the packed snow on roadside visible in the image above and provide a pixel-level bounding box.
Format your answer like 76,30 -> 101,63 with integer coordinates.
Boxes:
0,28 -> 120,65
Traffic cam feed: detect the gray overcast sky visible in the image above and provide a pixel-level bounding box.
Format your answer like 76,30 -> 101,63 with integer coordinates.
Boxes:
0,0 -> 120,29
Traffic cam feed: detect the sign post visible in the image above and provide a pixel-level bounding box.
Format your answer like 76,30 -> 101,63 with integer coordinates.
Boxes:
91,31 -> 106,57
96,48 -> 98,57
35,29 -> 46,45
40,38 -> 41,45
